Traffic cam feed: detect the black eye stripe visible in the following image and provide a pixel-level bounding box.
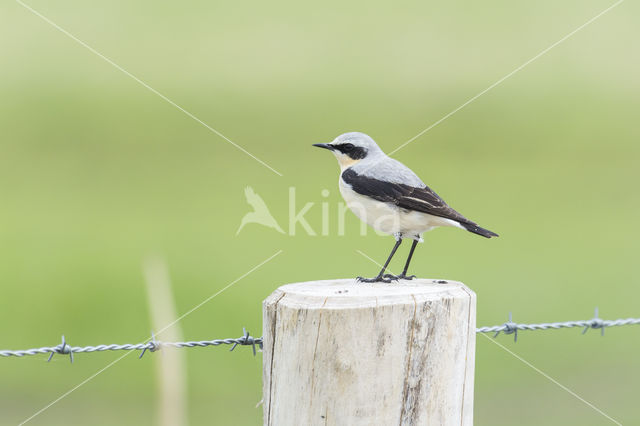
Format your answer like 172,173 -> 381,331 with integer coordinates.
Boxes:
335,143 -> 367,159
334,144 -> 353,154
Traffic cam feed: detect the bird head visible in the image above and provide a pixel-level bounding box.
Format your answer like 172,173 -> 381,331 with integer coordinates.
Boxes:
313,132 -> 383,169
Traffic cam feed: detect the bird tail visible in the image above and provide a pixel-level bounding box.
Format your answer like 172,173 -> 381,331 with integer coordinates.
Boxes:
461,222 -> 499,238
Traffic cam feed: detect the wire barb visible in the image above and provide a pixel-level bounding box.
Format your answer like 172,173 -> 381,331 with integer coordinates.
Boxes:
230,328 -> 262,356
582,307 -> 605,336
47,335 -> 74,363
492,312 -> 518,342
139,332 -> 161,359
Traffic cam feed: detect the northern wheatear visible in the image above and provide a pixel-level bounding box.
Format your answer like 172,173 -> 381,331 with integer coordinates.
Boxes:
314,132 -> 498,283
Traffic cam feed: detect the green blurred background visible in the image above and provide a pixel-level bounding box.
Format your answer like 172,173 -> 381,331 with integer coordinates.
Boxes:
1,0 -> 638,424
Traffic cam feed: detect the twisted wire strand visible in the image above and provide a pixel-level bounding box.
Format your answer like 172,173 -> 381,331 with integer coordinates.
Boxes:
476,309 -> 640,342
0,329 -> 263,361
476,318 -> 640,333
2,310 -> 639,361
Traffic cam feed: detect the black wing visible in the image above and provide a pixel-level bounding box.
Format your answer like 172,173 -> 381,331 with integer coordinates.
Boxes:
342,169 -> 498,238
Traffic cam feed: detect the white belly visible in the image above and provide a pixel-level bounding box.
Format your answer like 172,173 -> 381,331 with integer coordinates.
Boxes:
339,179 -> 462,238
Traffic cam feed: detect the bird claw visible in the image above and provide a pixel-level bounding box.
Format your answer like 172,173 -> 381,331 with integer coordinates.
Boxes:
356,275 -> 394,283
383,274 -> 416,281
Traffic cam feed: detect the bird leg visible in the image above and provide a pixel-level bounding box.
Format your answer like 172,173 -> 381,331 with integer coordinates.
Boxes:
384,239 -> 418,280
401,239 -> 419,278
357,238 -> 402,283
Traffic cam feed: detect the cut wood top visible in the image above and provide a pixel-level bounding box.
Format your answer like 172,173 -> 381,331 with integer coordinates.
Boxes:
265,278 -> 474,309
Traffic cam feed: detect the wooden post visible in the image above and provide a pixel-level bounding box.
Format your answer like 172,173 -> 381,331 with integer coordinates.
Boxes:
262,279 -> 476,426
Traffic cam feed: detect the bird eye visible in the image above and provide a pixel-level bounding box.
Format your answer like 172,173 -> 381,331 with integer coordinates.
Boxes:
342,143 -> 354,150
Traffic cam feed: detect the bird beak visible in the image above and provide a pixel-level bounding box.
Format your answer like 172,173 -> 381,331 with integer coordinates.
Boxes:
312,143 -> 335,151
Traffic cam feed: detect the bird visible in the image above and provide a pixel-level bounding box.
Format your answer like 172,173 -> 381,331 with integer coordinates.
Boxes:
313,132 -> 498,283
236,186 -> 285,235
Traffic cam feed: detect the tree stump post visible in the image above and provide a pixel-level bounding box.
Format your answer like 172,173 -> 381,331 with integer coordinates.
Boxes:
262,278 -> 476,425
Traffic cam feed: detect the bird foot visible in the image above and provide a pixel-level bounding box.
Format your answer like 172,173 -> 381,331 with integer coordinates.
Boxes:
356,275 -> 396,283
383,273 -> 416,281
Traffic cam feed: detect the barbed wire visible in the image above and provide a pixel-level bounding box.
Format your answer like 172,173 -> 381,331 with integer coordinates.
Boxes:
2,309 -> 639,362
476,308 -> 640,342
0,328 -> 262,363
